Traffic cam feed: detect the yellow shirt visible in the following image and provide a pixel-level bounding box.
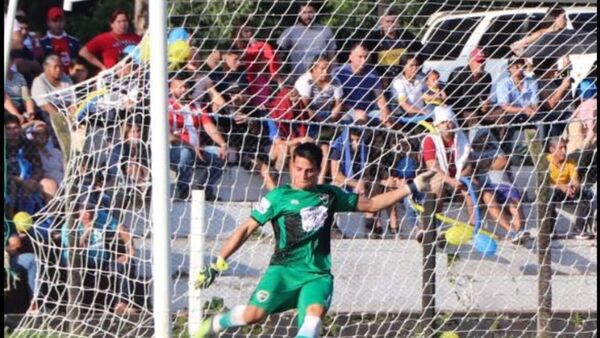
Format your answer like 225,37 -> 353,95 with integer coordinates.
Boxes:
547,155 -> 579,185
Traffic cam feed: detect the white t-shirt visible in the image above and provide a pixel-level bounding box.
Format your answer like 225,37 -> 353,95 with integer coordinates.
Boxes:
391,74 -> 426,109
294,72 -> 343,112
31,73 -> 74,107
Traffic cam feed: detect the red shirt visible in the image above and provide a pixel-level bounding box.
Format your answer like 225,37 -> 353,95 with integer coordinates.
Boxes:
267,87 -> 308,139
85,32 -> 141,68
168,99 -> 213,147
244,40 -> 280,82
422,135 -> 457,178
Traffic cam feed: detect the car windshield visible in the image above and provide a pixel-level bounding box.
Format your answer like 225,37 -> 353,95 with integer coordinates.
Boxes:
569,12 -> 597,33
423,17 -> 482,61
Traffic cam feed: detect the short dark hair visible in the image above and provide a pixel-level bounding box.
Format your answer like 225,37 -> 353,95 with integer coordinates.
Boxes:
382,7 -> 400,17
399,53 -> 421,69
350,42 -> 369,53
110,10 -> 129,23
547,137 -> 566,152
309,54 -> 331,71
5,112 -> 21,126
293,142 -> 323,169
297,2 -> 317,11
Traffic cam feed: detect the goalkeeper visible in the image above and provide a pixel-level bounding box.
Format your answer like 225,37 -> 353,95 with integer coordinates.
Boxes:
194,143 -> 441,338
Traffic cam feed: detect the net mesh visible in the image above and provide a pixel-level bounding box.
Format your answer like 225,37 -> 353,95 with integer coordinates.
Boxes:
8,0 -> 597,337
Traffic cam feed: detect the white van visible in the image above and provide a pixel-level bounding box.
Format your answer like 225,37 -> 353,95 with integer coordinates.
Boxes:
420,7 -> 597,85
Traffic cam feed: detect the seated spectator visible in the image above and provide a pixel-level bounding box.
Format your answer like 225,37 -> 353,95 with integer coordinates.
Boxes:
267,86 -> 312,173
391,54 -> 428,119
495,57 -> 539,152
5,58 -> 36,123
15,12 -> 44,62
546,138 -> 594,239
446,47 -> 494,128
208,48 -> 249,100
168,74 -> 226,200
23,121 -> 64,195
184,47 -> 226,112
68,57 -> 90,84
466,127 -> 529,244
31,55 -> 75,159
277,2 -> 337,80
5,233 -> 38,312
79,10 -> 141,70
40,6 -> 81,72
422,70 -> 447,108
566,78 -> 597,154
5,114 -> 55,216
294,54 -> 344,170
232,21 -> 282,108
534,57 -> 574,137
333,43 -> 392,126
364,7 -> 423,87
510,7 -> 567,56
61,202 -> 140,315
329,126 -> 392,236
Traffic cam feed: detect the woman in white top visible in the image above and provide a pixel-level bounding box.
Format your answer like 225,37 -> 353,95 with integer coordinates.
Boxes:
391,54 -> 429,116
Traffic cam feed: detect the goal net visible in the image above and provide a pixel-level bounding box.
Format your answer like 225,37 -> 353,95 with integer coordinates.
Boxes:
9,0 -> 596,337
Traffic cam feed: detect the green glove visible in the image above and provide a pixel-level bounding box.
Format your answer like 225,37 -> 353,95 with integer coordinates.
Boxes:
194,257 -> 229,289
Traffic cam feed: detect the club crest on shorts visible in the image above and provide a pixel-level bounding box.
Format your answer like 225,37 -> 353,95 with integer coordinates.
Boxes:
319,193 -> 330,206
256,290 -> 270,303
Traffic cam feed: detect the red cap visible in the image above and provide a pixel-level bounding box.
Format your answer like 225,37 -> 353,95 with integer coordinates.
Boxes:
47,7 -> 64,21
469,47 -> 486,62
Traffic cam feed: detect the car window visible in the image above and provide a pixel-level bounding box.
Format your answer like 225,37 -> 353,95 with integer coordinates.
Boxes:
423,17 -> 482,61
569,12 -> 597,33
479,14 -> 544,59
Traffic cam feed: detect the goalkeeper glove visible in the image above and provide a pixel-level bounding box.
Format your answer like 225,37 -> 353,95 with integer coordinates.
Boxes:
195,256 -> 229,289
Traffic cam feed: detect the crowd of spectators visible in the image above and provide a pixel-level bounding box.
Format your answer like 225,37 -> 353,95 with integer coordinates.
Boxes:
3,2 -> 597,315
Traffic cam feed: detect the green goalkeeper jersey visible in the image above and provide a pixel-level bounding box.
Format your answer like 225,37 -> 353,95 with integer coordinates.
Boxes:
250,184 -> 358,273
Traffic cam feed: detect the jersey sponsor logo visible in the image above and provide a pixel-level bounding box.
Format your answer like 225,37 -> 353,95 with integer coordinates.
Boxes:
319,193 -> 331,206
300,206 -> 328,232
291,199 -> 300,205
254,197 -> 271,214
256,290 -> 270,303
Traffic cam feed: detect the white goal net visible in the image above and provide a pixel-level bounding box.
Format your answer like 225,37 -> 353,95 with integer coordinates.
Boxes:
8,1 -> 596,337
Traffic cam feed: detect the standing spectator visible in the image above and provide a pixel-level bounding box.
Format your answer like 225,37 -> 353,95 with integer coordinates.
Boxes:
31,55 -> 74,158
40,6 -> 81,72
546,138 -> 594,239
79,10 -> 141,70
391,54 -> 428,117
535,57 -> 574,137
15,12 -> 44,62
363,7 -> 422,87
208,48 -> 248,100
446,47 -> 494,127
495,57 -> 539,152
333,43 -> 392,126
9,16 -> 42,85
168,75 -> 226,200
5,58 -> 36,123
277,2 -> 337,79
566,78 -> 597,154
232,21 -> 282,108
510,7 -> 567,56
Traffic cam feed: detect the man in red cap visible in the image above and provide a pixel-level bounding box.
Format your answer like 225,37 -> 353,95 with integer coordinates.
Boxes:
445,47 -> 495,128
40,6 -> 81,72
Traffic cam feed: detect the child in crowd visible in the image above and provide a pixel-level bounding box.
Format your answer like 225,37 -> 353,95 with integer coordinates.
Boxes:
422,70 -> 447,110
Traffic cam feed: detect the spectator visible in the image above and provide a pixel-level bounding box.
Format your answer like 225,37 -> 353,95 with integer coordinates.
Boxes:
566,78 -> 597,154
295,55 -> 344,136
232,21 -> 282,108
15,12 -> 44,62
9,16 -> 42,85
168,74 -> 226,200
31,54 -> 74,158
329,126 -> 392,236
422,70 -> 447,108
79,10 -> 141,70
61,202 -> 140,315
68,57 -> 90,84
363,7 -> 423,87
446,47 -> 494,128
391,54 -> 428,118
5,234 -> 38,312
5,114 -> 55,216
466,127 -> 529,243
535,57 -> 574,137
208,48 -> 248,101
510,7 -> 567,56
5,58 -> 36,123
277,2 -> 337,79
333,43 -> 392,126
495,57 -> 539,152
419,106 -> 473,242
385,139 -> 420,232
23,120 -> 64,195
185,48 -> 226,112
40,6 -> 81,72
546,138 -> 594,239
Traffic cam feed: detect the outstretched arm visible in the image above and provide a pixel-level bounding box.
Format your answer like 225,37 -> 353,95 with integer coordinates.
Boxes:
218,218 -> 262,261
